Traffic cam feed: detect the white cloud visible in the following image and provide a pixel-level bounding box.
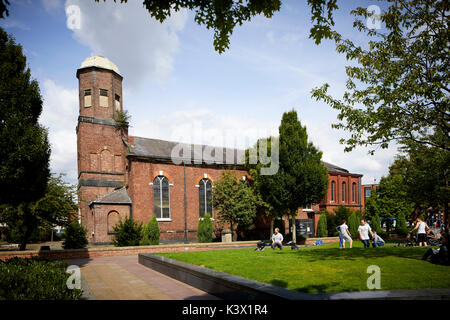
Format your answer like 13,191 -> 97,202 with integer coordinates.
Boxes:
39,80 -> 78,185
65,0 -> 188,89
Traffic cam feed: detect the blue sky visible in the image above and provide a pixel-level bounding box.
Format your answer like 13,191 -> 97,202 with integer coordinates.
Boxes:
0,0 -> 398,186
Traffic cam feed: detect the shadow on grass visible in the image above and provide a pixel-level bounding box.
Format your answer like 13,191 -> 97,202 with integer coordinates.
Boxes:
274,246 -> 428,262
270,279 -> 288,288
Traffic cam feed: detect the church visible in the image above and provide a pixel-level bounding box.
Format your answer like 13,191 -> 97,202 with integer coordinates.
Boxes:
76,56 -> 364,243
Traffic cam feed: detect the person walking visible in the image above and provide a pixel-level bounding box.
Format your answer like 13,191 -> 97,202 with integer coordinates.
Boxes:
410,216 -> 429,247
337,220 -> 352,248
271,227 -> 283,250
358,219 -> 374,248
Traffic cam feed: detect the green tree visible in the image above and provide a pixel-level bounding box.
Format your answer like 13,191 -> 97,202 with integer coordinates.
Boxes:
311,0 -> 449,153
197,213 -> 213,243
247,110 -> 329,243
371,213 -> 382,234
324,210 -> 338,237
390,133 -> 450,228
112,216 -> 142,247
316,214 -> 328,237
333,205 -> 351,225
63,220 -> 88,249
212,171 -> 259,236
348,211 -> 359,239
87,1 -> 364,54
365,175 -> 414,232
140,216 -> 160,245
0,27 -> 50,206
1,174 -> 78,250
395,212 -> 408,236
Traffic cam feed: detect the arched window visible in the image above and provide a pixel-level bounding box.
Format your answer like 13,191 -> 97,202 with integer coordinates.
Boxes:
342,182 -> 346,202
107,211 -> 120,234
352,182 -> 356,202
154,176 -> 170,219
199,178 -> 213,218
331,181 -> 335,202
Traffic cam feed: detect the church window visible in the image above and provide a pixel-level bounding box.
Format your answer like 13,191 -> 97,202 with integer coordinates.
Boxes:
199,178 -> 213,218
154,176 -> 170,220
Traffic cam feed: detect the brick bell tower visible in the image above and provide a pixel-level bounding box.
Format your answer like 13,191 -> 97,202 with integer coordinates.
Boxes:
76,56 -> 128,242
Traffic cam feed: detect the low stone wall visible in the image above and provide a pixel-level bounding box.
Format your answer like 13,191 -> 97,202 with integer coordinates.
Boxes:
0,236 -> 341,261
0,241 -> 259,261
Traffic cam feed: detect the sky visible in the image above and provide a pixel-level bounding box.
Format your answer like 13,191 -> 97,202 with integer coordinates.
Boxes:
0,0 -> 399,186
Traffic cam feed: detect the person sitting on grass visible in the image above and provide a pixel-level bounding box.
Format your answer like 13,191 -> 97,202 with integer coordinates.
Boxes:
371,232 -> 385,248
422,233 -> 449,265
358,219 -> 374,248
271,227 -> 283,250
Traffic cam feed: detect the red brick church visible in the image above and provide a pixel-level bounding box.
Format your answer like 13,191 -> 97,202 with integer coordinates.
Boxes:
76,56 -> 364,243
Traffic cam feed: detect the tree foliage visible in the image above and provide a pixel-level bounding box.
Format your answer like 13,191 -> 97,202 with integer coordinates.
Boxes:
112,216 -> 142,247
0,27 -> 50,206
365,175 -> 414,231
212,171 -> 258,234
389,132 -> 450,226
246,110 -> 329,242
348,211 -> 360,238
197,213 -> 213,243
311,0 -> 449,153
316,213 -> 328,237
1,174 -> 78,250
140,215 -> 160,245
63,220 -> 88,250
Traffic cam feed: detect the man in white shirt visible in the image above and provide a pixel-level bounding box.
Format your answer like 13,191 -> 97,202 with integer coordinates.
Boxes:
272,228 -> 283,250
372,232 -> 385,248
358,219 -> 374,248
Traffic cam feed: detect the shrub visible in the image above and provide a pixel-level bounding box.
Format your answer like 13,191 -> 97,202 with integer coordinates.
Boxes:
324,211 -> 338,236
316,214 -> 328,237
371,214 -> 382,234
396,212 -> 409,236
348,211 -> 360,239
0,257 -> 83,300
140,216 -> 160,245
112,216 -> 142,247
297,234 -> 307,242
197,214 -> 213,243
62,220 -> 88,249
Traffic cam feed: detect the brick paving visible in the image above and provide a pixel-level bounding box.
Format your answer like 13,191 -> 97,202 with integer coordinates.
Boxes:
68,255 -> 219,300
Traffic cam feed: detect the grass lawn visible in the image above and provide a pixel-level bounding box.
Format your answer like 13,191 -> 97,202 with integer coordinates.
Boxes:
158,242 -> 450,293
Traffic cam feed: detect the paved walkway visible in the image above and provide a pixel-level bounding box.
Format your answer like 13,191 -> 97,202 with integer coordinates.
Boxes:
68,255 -> 219,300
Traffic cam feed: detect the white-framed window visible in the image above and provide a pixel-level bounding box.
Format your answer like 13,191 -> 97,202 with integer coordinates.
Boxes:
303,203 -> 313,211
199,178 -> 213,218
153,176 -> 170,220
352,182 -> 356,202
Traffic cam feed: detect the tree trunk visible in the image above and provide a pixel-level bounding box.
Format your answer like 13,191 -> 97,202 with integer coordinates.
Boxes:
291,215 -> 296,243
270,218 -> 274,239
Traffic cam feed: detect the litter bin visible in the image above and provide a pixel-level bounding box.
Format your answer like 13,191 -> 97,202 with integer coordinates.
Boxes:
221,228 -> 232,243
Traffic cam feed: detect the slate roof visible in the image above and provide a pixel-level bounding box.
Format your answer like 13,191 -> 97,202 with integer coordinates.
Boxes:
127,136 -> 359,175
129,136 -> 245,165
89,187 -> 132,206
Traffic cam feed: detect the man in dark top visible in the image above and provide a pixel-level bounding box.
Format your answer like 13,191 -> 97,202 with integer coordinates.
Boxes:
422,233 -> 449,265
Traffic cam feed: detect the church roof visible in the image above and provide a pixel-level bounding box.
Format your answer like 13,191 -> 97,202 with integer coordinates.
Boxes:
89,187 -> 131,206
127,136 -> 360,176
129,136 -> 245,165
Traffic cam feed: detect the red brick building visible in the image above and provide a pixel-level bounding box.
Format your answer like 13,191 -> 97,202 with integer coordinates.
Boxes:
76,56 -> 364,243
